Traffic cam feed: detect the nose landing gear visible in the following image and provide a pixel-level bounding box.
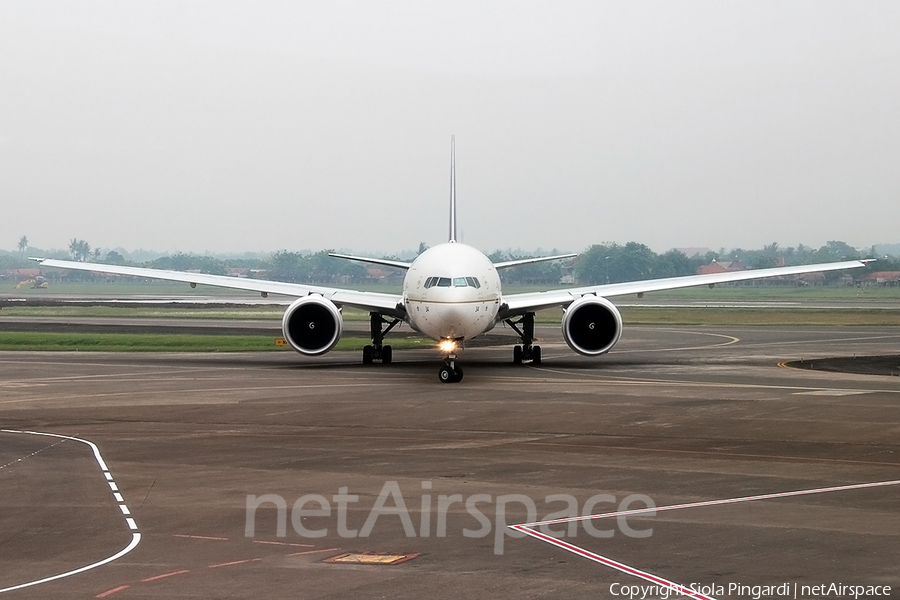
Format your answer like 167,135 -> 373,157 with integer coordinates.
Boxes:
438,354 -> 463,383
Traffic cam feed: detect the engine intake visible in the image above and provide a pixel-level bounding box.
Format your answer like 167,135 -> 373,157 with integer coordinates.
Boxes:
561,296 -> 623,356
282,296 -> 343,356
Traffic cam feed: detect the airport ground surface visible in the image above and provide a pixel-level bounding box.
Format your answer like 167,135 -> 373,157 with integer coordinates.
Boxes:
1,325 -> 899,599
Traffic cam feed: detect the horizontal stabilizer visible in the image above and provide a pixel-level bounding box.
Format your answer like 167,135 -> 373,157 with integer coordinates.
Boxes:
494,253 -> 577,269
328,253 -> 413,270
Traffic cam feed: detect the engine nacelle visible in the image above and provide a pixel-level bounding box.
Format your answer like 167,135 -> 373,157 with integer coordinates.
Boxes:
282,296 -> 343,356
561,295 -> 623,356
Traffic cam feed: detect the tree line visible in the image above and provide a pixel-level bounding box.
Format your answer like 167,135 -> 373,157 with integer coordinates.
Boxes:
5,237 -> 899,285
570,240 -> 889,285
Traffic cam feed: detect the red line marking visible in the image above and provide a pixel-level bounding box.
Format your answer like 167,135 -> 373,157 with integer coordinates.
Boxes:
208,558 -> 262,569
96,585 -> 130,598
142,569 -> 190,582
173,534 -> 229,541
287,547 -> 340,556
513,526 -> 717,600
253,540 -> 316,548
512,478 -> 900,600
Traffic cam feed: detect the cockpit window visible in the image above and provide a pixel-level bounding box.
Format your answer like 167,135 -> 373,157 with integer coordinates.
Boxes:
424,276 -> 481,289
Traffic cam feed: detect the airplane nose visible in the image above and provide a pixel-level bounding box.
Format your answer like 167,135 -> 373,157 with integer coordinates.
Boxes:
443,306 -> 465,322
437,305 -> 467,337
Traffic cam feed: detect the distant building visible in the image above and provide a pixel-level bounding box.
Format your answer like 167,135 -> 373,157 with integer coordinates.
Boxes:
796,272 -> 826,285
366,266 -> 403,282
696,259 -> 745,275
696,258 -> 865,286
4,268 -> 42,282
859,271 -> 900,286
559,258 -> 576,285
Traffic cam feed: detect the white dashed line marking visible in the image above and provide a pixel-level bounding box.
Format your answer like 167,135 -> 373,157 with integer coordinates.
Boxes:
0,430 -> 141,594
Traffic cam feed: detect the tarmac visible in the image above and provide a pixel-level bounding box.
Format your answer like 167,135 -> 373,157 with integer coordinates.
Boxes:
1,324 -> 899,599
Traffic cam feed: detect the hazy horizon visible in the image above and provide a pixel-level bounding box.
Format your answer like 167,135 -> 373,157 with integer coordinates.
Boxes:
3,2 -> 899,254
8,239 -> 900,265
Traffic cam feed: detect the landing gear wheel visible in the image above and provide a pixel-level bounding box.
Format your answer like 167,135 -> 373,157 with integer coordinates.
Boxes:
508,312 -> 542,366
366,312 -> 401,365
513,345 -> 523,365
438,365 -> 463,383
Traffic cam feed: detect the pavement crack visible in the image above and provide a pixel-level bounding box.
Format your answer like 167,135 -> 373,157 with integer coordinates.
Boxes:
140,477 -> 157,508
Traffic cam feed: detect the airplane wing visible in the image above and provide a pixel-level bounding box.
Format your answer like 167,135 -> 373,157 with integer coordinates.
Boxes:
499,259 -> 871,318
33,258 -> 406,317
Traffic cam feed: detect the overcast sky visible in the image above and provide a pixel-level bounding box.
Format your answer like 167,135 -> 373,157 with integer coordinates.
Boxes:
2,1 -> 898,255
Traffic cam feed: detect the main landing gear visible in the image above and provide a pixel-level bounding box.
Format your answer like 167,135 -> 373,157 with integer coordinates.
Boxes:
506,312 -> 542,365
362,312 -> 400,365
438,354 -> 463,383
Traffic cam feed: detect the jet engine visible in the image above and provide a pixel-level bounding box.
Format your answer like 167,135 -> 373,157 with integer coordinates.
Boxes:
561,295 -> 623,356
282,296 -> 343,356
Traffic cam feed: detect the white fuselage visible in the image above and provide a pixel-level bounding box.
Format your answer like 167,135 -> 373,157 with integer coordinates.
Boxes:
402,243 -> 502,342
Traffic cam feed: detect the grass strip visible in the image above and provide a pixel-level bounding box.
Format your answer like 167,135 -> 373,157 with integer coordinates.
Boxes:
0,332 -> 431,352
618,307 -> 900,326
1,306 -> 285,319
4,306 -> 900,327
0,305 -> 373,321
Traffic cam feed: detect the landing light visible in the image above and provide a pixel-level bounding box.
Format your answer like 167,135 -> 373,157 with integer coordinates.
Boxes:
439,339 -> 457,353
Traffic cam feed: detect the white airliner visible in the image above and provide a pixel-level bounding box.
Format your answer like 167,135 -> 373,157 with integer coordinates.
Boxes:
35,140 -> 870,382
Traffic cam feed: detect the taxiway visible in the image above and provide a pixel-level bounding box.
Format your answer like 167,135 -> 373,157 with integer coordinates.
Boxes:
1,325 -> 898,598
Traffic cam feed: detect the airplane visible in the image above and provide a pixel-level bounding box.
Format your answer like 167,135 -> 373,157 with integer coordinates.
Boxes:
33,139 -> 871,383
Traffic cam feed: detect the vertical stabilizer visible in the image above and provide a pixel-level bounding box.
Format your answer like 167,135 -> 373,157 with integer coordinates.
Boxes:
449,136 -> 457,243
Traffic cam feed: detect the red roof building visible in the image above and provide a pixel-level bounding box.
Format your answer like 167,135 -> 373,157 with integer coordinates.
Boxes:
696,260 -> 745,275
859,271 -> 900,286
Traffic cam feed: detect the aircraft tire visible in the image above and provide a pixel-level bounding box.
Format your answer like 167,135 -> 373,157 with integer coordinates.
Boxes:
362,345 -> 374,364
532,346 -> 541,365
513,345 -> 523,365
382,345 -> 393,364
